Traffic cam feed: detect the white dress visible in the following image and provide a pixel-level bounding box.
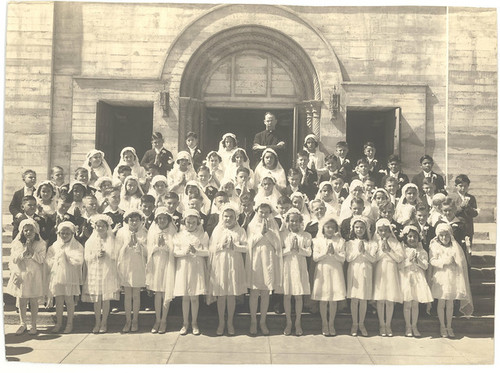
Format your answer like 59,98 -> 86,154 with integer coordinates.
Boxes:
280,230 -> 312,295
372,237 -> 404,303
115,227 -> 148,288
145,225 -> 176,295
173,229 -> 209,296
83,234 -> 120,302
345,239 -> 377,300
46,238 -> 84,296
208,225 -> 248,296
311,236 -> 346,301
245,220 -> 283,292
429,240 -> 470,300
6,239 -> 46,298
399,246 -> 433,303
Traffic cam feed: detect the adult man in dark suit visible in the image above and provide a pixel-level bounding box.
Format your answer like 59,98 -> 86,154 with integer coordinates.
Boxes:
252,112 -> 286,166
411,155 -> 446,195
140,132 -> 174,176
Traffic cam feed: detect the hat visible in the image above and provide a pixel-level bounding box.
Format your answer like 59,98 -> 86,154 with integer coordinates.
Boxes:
124,208 -> 145,220
90,214 -> 114,228
176,151 -> 192,163
57,221 -> 77,234
183,208 -> 200,219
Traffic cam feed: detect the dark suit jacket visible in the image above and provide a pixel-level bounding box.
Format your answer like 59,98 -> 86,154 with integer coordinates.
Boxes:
380,171 -> 409,194
205,213 -> 219,237
304,221 -> 319,239
9,187 -> 35,217
238,211 -> 255,231
144,213 -> 155,231
184,146 -> 204,172
141,148 -> 174,175
435,217 -> 467,251
450,192 -> 478,237
418,222 -> 436,253
337,158 -> 353,184
253,130 -> 285,164
298,167 -> 318,200
168,211 -> 183,232
105,209 -> 124,230
411,171 -> 446,194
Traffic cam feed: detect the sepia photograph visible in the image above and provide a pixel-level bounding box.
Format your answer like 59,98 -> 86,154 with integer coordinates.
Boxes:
0,0 -> 497,366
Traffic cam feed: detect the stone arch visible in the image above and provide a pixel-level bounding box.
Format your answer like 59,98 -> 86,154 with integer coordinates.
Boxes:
179,25 -> 320,101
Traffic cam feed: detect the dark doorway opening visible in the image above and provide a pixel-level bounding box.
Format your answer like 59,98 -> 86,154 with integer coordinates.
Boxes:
346,108 -> 400,166
96,101 -> 154,169
206,108 -> 295,171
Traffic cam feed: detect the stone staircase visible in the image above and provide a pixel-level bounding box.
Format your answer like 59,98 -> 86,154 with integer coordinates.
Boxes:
1,218 -> 496,335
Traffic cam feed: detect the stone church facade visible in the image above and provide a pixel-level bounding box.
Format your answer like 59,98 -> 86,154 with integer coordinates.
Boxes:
2,2 -> 497,221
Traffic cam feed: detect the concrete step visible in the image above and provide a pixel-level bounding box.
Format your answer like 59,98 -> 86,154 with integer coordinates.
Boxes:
3,256 -> 8,271
471,253 -> 496,267
3,232 -> 13,244
470,267 -> 495,281
2,308 -> 494,336
472,242 -> 496,252
474,223 -> 496,241
472,295 -> 495,315
2,242 -> 12,257
470,281 -> 495,296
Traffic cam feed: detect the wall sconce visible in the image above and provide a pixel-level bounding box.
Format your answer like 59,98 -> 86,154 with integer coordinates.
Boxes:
329,86 -> 340,121
160,91 -> 169,117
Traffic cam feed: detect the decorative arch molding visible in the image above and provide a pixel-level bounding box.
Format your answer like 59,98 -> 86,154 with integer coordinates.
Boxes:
160,3 -> 343,98
180,25 -> 320,101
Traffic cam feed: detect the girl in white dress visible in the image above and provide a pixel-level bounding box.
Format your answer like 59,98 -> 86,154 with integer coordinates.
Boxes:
173,209 -> 209,335
315,181 -> 339,217
208,203 -> 248,336
83,214 -> 120,334
312,216 -> 346,336
254,176 -> 282,213
115,209 -> 148,333
94,176 -> 114,209
223,148 -> 255,189
254,148 -> 287,191
148,175 -> 169,208
429,223 -> 473,338
168,151 -> 197,195
112,147 -> 146,183
36,180 -> 57,218
205,151 -> 224,188
373,218 -> 404,337
280,208 -> 312,336
246,202 -> 283,335
68,181 -> 86,216
46,221 -> 84,334
146,207 -> 177,334
84,149 -> 112,187
217,133 -> 238,171
119,175 -> 144,211
399,225 -> 433,337
303,134 -> 326,171
7,219 -> 46,335
180,180 -> 212,215
339,180 -> 373,222
346,216 -> 377,337
370,188 -> 390,221
290,192 -> 311,226
395,183 -> 421,225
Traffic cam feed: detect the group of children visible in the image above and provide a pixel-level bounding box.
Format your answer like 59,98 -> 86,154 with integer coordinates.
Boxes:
7,129 -> 477,338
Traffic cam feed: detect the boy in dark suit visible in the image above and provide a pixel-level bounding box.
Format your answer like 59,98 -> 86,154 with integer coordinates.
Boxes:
12,195 -> 48,241
164,192 -> 183,231
275,195 -> 292,230
74,167 -> 97,196
46,193 -> 77,246
415,202 -> 435,253
335,141 -> 352,184
340,198 -> 365,240
103,188 -> 124,232
184,131 -> 203,172
451,174 -> 478,248
140,132 -> 174,176
378,201 -> 403,241
380,155 -> 409,196
295,151 -> 318,200
140,194 -> 156,230
283,168 -> 306,198
318,154 -> 344,184
238,193 -> 255,231
362,142 -> 382,183
411,155 -> 446,195
50,166 -> 69,196
205,191 -> 228,236
9,169 -> 37,220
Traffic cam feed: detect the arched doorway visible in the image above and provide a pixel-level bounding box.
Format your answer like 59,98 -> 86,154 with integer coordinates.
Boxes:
178,25 -> 322,168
